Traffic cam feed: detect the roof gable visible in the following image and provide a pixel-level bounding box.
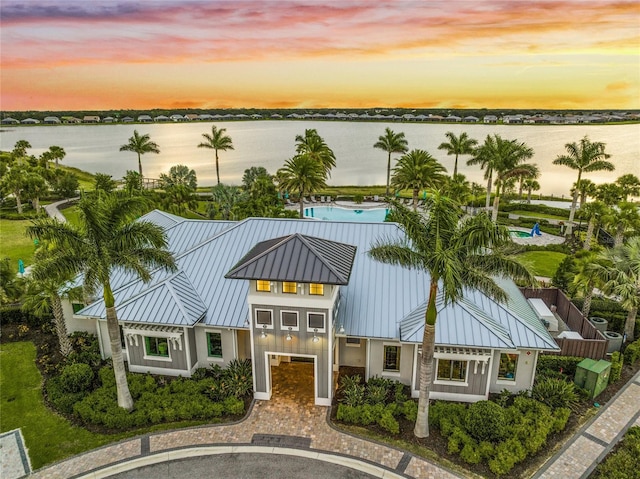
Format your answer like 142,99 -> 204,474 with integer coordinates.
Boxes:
225,233 -> 356,285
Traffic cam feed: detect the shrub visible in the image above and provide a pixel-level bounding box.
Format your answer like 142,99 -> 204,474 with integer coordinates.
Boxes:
447,427 -> 475,455
341,382 -> 365,407
609,352 -> 623,384
429,401 -> 466,437
536,355 -> 584,379
225,358 -> 253,397
59,363 -> 94,393
624,339 -> 640,365
594,427 -> 640,479
489,437 -> 527,476
532,378 -> 580,410
465,401 -> 507,443
378,409 -> 399,434
402,400 -> 418,422
366,384 -> 388,405
551,407 -> 571,433
223,396 -> 245,415
339,374 -> 362,391
393,382 -> 408,404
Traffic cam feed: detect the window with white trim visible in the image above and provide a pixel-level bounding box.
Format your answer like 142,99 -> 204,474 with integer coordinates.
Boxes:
383,345 -> 401,371
145,337 -> 170,358
498,353 -> 518,381
282,282 -> 297,294
309,283 -> 324,295
256,309 -> 273,328
436,359 -> 468,382
308,312 -> 325,332
281,311 -> 299,330
345,337 -> 361,347
207,332 -> 223,358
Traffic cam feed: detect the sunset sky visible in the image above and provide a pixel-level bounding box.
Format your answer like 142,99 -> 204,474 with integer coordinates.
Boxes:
1,0 -> 639,111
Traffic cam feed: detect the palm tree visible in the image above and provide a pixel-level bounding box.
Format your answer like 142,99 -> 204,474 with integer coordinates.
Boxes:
571,250 -> 605,318
119,130 -> 160,178
553,136 -> 614,236
616,174 -> 640,201
523,178 -> 540,203
295,129 -> 336,178
577,201 -> 608,251
21,264 -> 80,356
27,194 -> 177,410
209,184 -> 246,220
0,258 -> 24,305
198,125 -> 234,185
470,135 -> 534,221
605,202 -> 640,247
12,140 -> 31,161
391,149 -> 447,210
0,164 -> 27,213
277,155 -> 326,218
441,173 -> 471,205
437,131 -> 478,177
573,178 -> 597,206
159,164 -> 197,191
374,128 -> 409,197
369,194 -> 536,437
593,237 -> 640,341
48,146 -> 66,168
518,163 -> 540,199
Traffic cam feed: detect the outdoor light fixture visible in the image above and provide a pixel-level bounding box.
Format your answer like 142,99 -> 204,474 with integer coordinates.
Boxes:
286,327 -> 293,341
260,324 -> 268,339
338,324 -> 345,334
312,328 -> 320,343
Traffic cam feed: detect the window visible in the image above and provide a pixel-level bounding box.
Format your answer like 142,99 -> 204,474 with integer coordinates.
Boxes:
383,345 -> 401,371
72,303 -> 85,313
436,359 -> 467,382
498,353 -> 518,380
256,310 -> 273,327
308,313 -> 325,332
207,332 -> 222,358
282,282 -> 297,294
309,283 -> 324,295
145,337 -> 169,358
345,337 -> 361,347
256,280 -> 271,292
281,311 -> 298,329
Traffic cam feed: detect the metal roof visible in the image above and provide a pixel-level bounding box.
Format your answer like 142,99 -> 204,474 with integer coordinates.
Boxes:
76,211 -> 558,350
225,233 -> 356,285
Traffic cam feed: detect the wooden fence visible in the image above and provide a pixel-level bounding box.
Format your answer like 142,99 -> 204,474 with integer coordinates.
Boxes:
520,288 -> 609,359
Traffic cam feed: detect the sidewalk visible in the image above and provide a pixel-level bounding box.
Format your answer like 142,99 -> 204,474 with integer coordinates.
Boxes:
43,198 -> 77,222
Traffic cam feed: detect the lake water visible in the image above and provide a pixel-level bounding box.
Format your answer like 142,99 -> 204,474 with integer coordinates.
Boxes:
0,121 -> 638,197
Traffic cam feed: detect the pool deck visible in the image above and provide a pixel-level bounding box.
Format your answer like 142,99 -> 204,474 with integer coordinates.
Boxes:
509,227 -> 565,246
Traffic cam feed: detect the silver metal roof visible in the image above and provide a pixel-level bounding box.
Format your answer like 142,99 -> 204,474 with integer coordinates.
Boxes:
77,212 -> 558,350
225,233 -> 356,285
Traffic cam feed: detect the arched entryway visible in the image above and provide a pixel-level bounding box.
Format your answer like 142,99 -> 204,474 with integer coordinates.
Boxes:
269,355 -> 316,407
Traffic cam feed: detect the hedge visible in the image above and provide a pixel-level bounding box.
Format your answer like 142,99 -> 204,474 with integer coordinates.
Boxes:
0,305 -> 47,327
536,355 -> 584,380
624,339 -> 640,365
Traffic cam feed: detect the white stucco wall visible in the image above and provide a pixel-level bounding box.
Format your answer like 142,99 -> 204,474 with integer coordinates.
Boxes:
367,340 -> 415,385
194,327 -> 237,368
488,349 -> 538,394
61,299 -> 97,335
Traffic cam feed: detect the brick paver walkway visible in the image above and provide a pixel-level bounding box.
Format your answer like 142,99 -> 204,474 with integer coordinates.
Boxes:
30,362 -> 461,479
534,369 -> 640,479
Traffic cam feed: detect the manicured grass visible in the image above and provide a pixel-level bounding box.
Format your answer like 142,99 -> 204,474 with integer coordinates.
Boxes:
59,205 -> 81,227
513,251 -> 567,278
0,218 -> 36,271
57,165 -> 96,191
0,342 -> 114,469
508,210 -> 568,220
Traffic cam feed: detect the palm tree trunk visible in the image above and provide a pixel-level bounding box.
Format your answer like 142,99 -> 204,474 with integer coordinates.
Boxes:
386,153 -> 391,197
412,188 -> 418,211
299,198 -> 304,219
624,306 -> 637,341
15,192 -> 23,214
33,196 -> 41,213
491,183 -> 501,222
584,217 -> 595,250
615,225 -> 624,247
51,294 -> 73,357
215,150 -> 220,185
581,285 -> 594,318
104,284 -> 134,411
414,279 -> 438,438
485,173 -> 492,210
453,154 -> 459,177
566,173 -> 581,237
527,187 -> 532,204
137,153 -> 143,178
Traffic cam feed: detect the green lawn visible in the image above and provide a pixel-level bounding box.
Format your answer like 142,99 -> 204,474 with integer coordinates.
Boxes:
0,219 -> 36,271
508,210 -> 569,220
513,251 -> 567,278
59,205 -> 81,227
0,342 -> 117,469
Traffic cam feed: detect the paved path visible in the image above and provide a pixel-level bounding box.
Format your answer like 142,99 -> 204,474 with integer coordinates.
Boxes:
43,198 -> 77,223
533,368 -> 640,479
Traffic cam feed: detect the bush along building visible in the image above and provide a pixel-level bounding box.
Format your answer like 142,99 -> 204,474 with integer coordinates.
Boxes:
65,210 -> 559,405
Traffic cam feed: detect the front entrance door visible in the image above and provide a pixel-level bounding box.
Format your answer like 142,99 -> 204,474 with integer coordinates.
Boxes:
267,353 -> 316,407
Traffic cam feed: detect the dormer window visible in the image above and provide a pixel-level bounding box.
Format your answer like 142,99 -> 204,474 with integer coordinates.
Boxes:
282,282 -> 297,294
256,280 -> 271,292
309,283 -> 324,295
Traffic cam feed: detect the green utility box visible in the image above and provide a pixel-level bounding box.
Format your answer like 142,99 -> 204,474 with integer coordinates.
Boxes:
574,358 -> 611,399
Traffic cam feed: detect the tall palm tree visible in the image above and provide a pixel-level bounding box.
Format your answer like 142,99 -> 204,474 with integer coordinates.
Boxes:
523,178 -> 540,203
593,237 -> 640,341
277,155 -> 326,218
470,135 -> 534,221
295,129 -> 336,178
209,184 -> 246,220
48,145 -> 66,168
616,174 -> 640,201
159,164 -> 197,191
571,250 -> 605,318
369,194 -> 536,437
437,131 -> 478,177
391,149 -> 447,210
573,178 -> 597,206
374,128 -> 409,197
198,125 -> 234,185
518,163 -> 540,199
119,130 -> 160,178
605,202 -> 640,247
553,136 -> 614,236
27,194 -> 177,410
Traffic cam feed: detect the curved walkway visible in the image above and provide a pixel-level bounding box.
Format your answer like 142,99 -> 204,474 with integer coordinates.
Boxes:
43,198 -> 77,223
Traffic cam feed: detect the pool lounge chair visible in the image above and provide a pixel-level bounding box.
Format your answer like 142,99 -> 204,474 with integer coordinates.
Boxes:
327,196 -> 332,203
311,196 -> 318,203
320,196 -> 326,203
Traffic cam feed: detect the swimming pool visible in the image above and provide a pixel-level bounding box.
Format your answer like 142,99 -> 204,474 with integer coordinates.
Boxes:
304,206 -> 389,222
510,230 -> 532,238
